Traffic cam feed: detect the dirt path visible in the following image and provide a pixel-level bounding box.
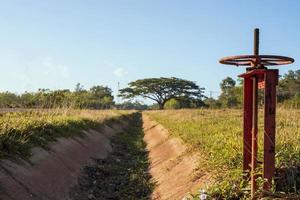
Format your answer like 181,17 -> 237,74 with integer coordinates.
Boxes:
0,124 -> 124,200
143,114 -> 205,200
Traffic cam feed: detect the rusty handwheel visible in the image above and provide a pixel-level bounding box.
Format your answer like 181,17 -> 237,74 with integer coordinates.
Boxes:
219,55 -> 294,68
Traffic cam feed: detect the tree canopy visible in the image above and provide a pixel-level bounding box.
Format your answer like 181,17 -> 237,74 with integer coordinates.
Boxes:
220,77 -> 236,93
278,70 -> 300,102
205,70 -> 300,109
218,77 -> 242,108
0,84 -> 114,109
119,77 -> 205,109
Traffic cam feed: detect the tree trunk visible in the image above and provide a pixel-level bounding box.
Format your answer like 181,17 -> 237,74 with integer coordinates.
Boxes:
158,103 -> 164,110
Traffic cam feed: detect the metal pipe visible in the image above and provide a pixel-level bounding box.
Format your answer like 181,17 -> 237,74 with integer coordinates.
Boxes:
254,28 -> 259,56
251,76 -> 258,198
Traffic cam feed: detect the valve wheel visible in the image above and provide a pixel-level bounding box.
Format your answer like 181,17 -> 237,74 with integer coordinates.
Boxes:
219,55 -> 294,67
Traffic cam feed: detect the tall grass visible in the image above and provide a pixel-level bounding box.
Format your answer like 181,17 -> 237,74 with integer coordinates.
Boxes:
0,109 -> 132,159
146,109 -> 300,198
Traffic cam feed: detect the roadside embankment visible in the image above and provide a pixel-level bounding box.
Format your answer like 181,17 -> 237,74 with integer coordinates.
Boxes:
143,114 -> 210,200
0,110 -> 132,200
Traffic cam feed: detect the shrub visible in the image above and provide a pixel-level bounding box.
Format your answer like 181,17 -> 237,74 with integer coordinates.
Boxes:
164,99 -> 181,109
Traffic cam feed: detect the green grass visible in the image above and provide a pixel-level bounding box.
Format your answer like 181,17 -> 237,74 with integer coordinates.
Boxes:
145,108 -> 300,199
70,112 -> 154,199
0,109 -> 132,159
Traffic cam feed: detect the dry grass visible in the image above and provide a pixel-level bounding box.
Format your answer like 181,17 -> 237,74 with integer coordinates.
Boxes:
145,108 -> 300,198
0,109 -> 133,159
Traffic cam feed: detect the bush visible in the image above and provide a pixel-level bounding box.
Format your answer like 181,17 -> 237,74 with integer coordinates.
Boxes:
164,99 -> 181,109
282,95 -> 300,109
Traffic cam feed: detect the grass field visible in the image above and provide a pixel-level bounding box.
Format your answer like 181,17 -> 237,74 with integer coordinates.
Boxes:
0,109 -> 132,159
2,108 -> 299,198
145,108 -> 300,199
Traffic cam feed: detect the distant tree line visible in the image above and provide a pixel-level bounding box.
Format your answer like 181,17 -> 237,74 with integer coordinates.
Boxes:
205,70 -> 300,109
0,83 -> 114,109
116,101 -> 148,110
1,71 -> 299,110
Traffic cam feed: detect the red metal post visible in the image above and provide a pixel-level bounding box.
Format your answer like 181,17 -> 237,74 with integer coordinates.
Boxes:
219,29 -> 294,198
251,76 -> 259,198
243,77 -> 253,173
263,69 -> 278,190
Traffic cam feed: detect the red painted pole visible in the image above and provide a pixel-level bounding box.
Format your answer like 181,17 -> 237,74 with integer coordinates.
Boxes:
251,76 -> 259,198
243,77 -> 253,174
263,69 -> 278,190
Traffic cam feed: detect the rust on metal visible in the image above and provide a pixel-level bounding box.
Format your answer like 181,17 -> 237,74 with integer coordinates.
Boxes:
219,55 -> 294,67
219,28 -> 294,199
258,81 -> 265,89
219,27 -> 294,68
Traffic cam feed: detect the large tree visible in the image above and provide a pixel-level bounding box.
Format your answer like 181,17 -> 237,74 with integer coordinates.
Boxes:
119,77 -> 205,109
220,77 -> 236,94
218,77 -> 242,108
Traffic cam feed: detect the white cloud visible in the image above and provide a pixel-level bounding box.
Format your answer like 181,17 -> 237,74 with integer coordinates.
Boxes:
15,56 -> 70,91
103,60 -> 128,78
113,67 -> 128,78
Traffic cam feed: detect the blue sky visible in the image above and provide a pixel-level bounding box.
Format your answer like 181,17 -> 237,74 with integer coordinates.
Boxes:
0,0 -> 299,102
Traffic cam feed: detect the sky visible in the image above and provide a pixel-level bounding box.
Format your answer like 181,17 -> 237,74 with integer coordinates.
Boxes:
0,0 -> 299,103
